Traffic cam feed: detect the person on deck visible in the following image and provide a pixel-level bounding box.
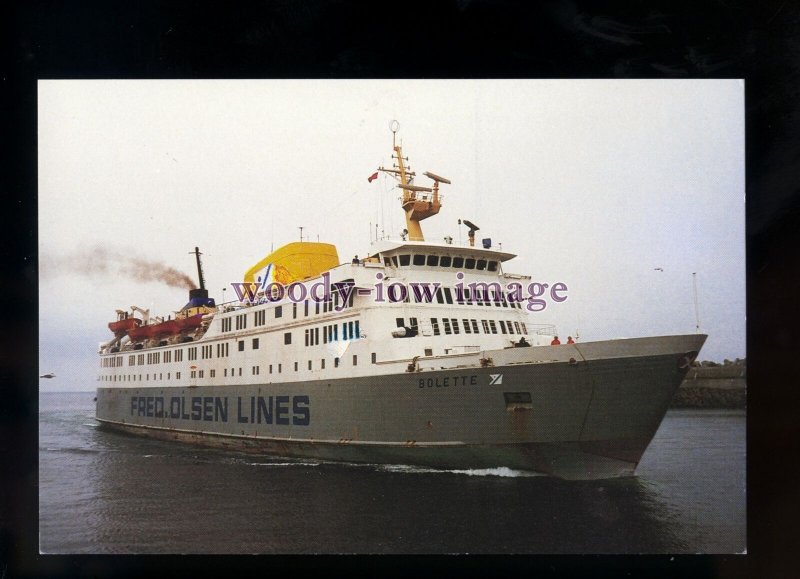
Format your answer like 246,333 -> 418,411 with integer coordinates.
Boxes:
567,336 -> 575,344
551,336 -> 561,345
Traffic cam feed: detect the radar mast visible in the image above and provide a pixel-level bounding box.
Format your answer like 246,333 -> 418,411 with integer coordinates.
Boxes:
377,121 -> 449,242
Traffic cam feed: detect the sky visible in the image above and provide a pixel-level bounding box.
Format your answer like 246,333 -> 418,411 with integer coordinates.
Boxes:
38,79 -> 745,392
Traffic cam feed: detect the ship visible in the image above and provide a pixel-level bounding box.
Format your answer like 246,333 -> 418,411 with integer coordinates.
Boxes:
95,125 -> 706,480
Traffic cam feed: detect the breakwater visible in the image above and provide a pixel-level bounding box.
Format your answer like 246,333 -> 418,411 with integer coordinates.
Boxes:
671,361 -> 746,409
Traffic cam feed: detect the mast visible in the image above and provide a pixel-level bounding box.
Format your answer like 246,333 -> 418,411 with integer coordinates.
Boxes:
190,246 -> 206,290
377,121 -> 449,242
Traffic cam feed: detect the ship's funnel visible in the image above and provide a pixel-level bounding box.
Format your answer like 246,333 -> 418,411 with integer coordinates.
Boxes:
189,288 -> 209,300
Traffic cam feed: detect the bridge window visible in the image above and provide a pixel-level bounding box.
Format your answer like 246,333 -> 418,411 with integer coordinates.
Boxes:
431,318 -> 441,336
399,254 -> 411,266
426,255 -> 439,266
488,261 -> 498,272
465,258 -> 476,269
476,259 -> 487,271
452,256 -> 464,268
413,254 -> 425,266
440,256 -> 452,267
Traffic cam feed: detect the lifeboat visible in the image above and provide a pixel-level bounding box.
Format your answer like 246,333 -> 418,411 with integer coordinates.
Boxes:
150,319 -> 181,338
127,324 -> 154,341
175,313 -> 204,332
108,317 -> 141,337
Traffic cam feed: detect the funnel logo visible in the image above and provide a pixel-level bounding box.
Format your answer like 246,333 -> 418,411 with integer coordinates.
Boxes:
489,374 -> 503,385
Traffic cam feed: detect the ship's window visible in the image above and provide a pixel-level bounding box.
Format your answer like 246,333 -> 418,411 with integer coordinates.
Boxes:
514,322 -> 521,334
489,320 -> 498,334
452,256 -> 464,268
238,341 -> 244,352
424,348 -> 433,356
355,320 -> 360,338
451,319 -> 460,334
315,327 -> 320,344
435,288 -> 444,304
348,291 -> 354,308
293,302 -> 297,319
481,319 -> 490,334
321,359 -> 325,369
308,360 -> 312,370
499,320 -> 508,334
520,322 -> 528,334
333,324 -> 338,340
384,257 -> 391,266
443,318 -> 452,335
507,321 -> 516,334
275,306 -> 282,318
426,255 -> 439,266
353,355 -> 357,366
465,258 -> 476,269
278,363 -> 282,373
409,317 -> 418,331
443,287 -> 453,304
440,256 -> 452,267
285,332 -> 291,345
413,254 -> 425,266
463,319 -> 472,333
348,321 -> 354,340
396,317 -> 405,328
316,301 -> 320,315
399,254 -> 411,266
176,371 -> 181,379
464,288 -> 472,304
304,300 -> 309,316
199,370 -> 204,378
224,369 -> 228,377
268,365 -> 272,374
334,357 -> 339,368
252,338 -> 259,349
391,256 -> 399,267
323,326 -> 328,344
431,318 -> 441,336
239,368 -> 242,376
488,261 -> 498,272
371,353 -> 377,364
294,362 -> 298,372
476,259 -> 487,271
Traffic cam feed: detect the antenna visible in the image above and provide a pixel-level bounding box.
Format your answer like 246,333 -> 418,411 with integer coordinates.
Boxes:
299,226 -> 304,242
693,272 -> 700,333
189,247 -> 206,290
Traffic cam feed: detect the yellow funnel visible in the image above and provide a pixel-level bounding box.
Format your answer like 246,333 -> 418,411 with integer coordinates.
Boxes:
243,242 -> 340,285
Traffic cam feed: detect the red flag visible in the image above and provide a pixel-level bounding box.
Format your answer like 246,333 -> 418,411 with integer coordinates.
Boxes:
368,171 -> 379,183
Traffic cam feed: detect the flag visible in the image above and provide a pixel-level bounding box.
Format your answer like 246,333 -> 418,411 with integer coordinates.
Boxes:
368,171 -> 379,183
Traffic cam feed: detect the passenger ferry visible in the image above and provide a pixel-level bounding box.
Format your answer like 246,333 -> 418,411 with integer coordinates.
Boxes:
96,125 -> 706,480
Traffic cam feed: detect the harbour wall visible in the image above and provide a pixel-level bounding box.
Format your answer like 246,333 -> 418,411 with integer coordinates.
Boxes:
671,361 -> 746,409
